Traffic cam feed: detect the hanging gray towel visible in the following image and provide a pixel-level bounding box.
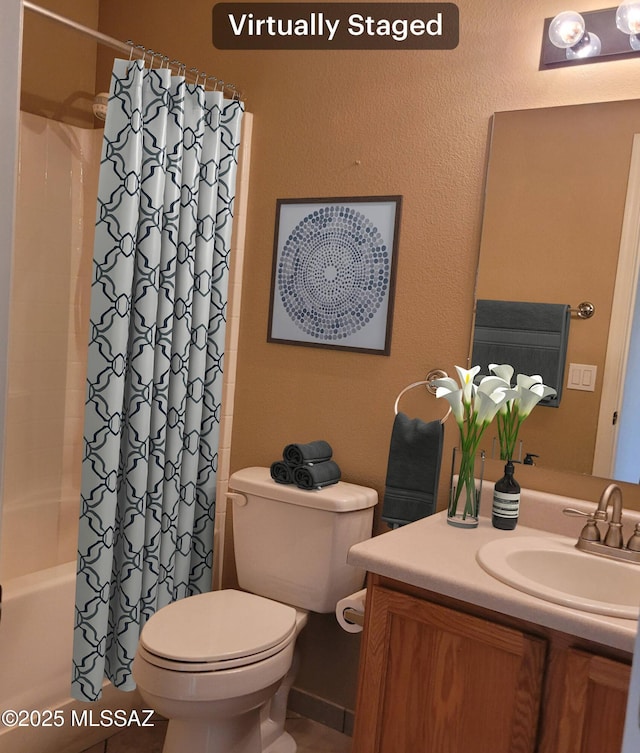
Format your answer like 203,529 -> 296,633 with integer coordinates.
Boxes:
293,460 -> 342,490
381,412 -> 444,528
472,299 -> 571,407
283,440 -> 333,465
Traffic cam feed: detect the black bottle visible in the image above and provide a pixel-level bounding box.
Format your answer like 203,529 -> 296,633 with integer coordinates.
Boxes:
492,461 -> 520,530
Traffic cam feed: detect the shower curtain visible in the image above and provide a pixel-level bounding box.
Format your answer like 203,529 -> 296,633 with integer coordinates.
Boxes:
72,58 -> 243,702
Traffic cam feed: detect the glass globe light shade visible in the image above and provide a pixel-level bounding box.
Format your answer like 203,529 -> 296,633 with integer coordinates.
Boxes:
548,11 -> 586,48
616,0 -> 640,35
565,31 -> 602,59
630,33 -> 640,50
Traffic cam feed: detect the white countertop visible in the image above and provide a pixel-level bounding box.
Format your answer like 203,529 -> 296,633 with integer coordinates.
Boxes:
348,493 -> 640,654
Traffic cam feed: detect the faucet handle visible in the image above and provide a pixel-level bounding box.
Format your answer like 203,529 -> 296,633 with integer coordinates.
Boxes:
562,507 -> 602,542
627,523 -> 640,552
563,507 -> 608,522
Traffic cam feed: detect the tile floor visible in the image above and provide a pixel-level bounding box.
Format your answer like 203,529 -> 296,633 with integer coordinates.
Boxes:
83,714 -> 351,753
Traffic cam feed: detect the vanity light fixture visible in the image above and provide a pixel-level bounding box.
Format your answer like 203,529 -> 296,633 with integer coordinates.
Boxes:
616,0 -> 640,48
541,4 -> 640,68
547,11 -> 602,59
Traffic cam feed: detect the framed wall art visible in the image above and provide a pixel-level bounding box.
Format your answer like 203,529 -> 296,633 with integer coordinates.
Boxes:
267,196 -> 402,355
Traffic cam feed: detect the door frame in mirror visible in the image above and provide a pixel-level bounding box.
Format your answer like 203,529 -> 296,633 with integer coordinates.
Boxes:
593,133 -> 640,477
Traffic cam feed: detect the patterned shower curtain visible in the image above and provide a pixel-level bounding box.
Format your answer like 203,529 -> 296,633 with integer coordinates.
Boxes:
71,58 -> 244,702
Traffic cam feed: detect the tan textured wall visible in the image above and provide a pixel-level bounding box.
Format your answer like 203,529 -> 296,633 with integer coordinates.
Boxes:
21,0 -> 100,127
95,0 -> 640,711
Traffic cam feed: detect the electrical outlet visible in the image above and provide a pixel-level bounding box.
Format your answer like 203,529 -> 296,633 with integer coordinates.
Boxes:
567,363 -> 597,392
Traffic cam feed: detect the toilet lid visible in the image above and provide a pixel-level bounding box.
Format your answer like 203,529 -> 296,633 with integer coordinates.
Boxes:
139,590 -> 297,667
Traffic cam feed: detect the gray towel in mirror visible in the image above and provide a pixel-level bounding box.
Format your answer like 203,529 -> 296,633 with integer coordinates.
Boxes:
472,299 -> 570,407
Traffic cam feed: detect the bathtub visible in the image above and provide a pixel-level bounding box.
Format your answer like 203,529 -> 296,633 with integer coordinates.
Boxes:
0,561 -> 144,753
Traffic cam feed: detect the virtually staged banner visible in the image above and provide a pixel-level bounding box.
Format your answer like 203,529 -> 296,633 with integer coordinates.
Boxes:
212,3 -> 459,49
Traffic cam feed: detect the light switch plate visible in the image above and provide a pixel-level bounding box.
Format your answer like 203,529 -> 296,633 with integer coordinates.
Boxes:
567,363 -> 597,392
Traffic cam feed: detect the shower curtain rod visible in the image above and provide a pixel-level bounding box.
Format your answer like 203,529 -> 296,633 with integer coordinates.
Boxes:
22,1 -> 242,98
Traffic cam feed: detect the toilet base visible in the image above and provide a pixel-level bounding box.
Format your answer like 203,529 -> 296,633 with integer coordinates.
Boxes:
163,706 -> 263,753
263,730 -> 296,753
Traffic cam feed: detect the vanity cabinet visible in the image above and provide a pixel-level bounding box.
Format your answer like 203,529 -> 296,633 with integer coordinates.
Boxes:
352,577 -> 631,753
541,648 -> 631,753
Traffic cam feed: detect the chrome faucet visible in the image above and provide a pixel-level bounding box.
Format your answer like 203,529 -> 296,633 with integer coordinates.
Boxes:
563,483 -> 640,564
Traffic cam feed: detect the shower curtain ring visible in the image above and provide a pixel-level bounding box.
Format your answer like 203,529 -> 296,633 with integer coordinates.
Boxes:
147,50 -> 157,68
207,75 -> 218,90
126,40 -> 135,61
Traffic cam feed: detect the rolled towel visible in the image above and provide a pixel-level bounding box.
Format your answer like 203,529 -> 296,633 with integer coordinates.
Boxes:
283,440 -> 333,466
293,460 -> 341,490
270,461 -> 295,484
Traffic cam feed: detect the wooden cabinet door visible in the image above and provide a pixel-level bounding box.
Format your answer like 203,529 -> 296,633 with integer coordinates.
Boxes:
352,585 -> 547,753
550,648 -> 631,753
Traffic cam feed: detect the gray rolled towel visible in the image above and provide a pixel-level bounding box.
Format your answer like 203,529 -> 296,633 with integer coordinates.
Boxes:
283,440 -> 333,466
270,461 -> 295,484
293,460 -> 341,490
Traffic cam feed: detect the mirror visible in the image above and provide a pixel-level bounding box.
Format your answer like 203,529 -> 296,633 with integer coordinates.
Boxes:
474,98 -> 640,480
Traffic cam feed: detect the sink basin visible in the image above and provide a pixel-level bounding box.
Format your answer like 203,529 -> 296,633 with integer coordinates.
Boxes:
477,535 -> 640,619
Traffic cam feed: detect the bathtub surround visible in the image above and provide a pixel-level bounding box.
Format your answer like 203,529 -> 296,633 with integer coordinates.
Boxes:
1,112 -> 101,580
72,58 -> 243,701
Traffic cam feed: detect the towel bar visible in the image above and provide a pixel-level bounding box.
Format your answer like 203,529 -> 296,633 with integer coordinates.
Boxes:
394,370 -> 451,423
571,301 -> 595,319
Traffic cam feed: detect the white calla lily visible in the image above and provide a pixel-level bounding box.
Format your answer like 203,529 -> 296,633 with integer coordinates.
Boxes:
516,373 -> 543,390
435,385 -> 465,424
516,382 -> 557,418
484,363 -> 557,459
430,376 -> 460,394
477,375 -> 510,395
475,389 -> 508,425
489,363 -> 514,383
438,363 -> 558,523
455,365 -> 480,404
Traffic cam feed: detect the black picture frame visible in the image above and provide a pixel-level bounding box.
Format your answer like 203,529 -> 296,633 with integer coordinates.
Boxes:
267,195 -> 402,355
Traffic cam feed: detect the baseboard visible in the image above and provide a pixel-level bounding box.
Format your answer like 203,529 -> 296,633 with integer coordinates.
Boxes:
288,688 -> 354,736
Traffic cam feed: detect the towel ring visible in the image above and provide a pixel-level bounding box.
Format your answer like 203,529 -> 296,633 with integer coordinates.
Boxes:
393,380 -> 451,424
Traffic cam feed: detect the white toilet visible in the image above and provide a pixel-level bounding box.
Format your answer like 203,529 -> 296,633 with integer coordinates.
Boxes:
133,466 -> 377,753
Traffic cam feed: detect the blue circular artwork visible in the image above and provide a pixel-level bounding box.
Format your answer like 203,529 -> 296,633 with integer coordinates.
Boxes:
277,205 -> 390,341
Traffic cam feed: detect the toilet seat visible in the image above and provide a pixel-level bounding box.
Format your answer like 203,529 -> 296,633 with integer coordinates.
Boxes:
139,589 -> 297,672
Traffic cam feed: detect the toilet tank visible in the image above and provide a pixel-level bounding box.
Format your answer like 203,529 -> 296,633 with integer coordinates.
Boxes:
228,467 -> 377,613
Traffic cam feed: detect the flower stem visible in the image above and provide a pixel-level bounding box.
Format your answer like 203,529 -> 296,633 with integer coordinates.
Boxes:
497,405 -> 521,460
449,404 -> 485,520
